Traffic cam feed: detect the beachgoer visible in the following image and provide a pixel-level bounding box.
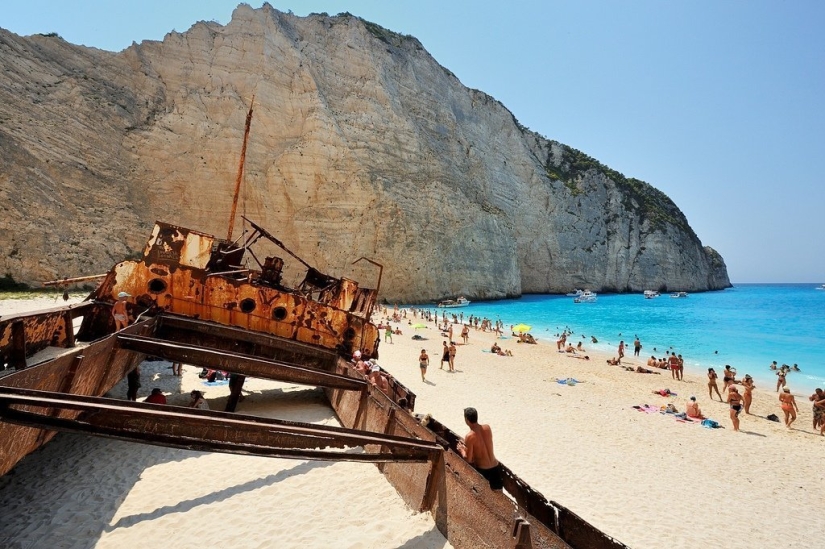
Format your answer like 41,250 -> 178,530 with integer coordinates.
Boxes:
635,366 -> 659,374
126,365 -> 141,401
686,396 -> 705,419
385,326 -> 393,343
775,369 -> 787,392
144,388 -> 166,405
741,375 -> 755,414
779,387 -> 798,428
448,341 -> 457,372
633,338 -> 641,357
648,356 -> 657,367
440,341 -> 449,369
727,386 -> 744,432
769,360 -> 778,370
419,349 -> 429,382
677,355 -> 684,381
723,365 -> 736,390
456,407 -> 502,491
171,362 -> 182,376
668,354 -> 680,380
112,291 -> 131,330
189,390 -> 209,410
461,324 -> 470,345
576,341 -> 584,352
618,341 -> 625,360
809,388 -> 825,430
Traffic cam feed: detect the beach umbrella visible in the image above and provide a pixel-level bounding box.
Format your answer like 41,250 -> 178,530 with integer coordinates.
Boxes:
412,323 -> 427,329
512,323 -> 532,333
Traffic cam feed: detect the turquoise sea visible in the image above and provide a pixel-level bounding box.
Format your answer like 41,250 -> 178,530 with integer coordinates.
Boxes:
421,284 -> 825,394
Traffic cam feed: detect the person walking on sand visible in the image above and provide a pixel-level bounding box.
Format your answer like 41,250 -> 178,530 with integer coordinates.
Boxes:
633,337 -> 642,357
707,368 -> 723,401
385,325 -> 393,344
448,341 -> 457,372
440,341 -> 449,369
461,324 -> 470,345
126,364 -> 141,401
618,341 -> 625,360
668,354 -> 680,380
727,386 -> 744,432
809,388 -> 825,430
457,407 -> 502,491
741,375 -> 755,414
779,387 -> 799,428
112,291 -> 131,330
775,369 -> 787,392
418,349 -> 429,382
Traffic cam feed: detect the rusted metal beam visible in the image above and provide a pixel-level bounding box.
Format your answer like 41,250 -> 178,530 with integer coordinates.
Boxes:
0,388 -> 441,463
42,274 -> 107,287
10,321 -> 26,370
116,334 -> 365,391
156,315 -> 337,369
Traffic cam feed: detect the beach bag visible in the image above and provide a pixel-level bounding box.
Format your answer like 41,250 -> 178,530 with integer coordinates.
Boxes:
766,413 -> 780,422
701,419 -> 719,429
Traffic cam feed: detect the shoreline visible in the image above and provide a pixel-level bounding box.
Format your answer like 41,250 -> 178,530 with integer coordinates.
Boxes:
375,309 -> 823,548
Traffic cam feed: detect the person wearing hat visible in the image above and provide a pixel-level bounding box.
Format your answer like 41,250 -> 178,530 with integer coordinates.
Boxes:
741,375 -> 755,414
112,291 -> 131,330
778,387 -> 798,428
189,390 -> 209,410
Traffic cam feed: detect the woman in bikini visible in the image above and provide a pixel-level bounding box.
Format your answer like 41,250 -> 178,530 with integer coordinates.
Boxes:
722,365 -> 736,391
775,369 -> 787,392
707,368 -> 722,401
727,386 -> 744,432
779,387 -> 799,428
418,349 -> 429,382
741,375 -> 755,414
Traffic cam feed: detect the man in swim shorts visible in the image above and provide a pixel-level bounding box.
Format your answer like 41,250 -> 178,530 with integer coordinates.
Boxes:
457,407 -> 503,491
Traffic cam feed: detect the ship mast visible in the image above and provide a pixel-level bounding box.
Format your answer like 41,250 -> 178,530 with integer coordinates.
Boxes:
227,96 -> 255,241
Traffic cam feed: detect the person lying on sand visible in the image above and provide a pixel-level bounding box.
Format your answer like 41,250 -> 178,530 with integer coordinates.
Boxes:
606,357 -> 620,366
634,366 -> 660,374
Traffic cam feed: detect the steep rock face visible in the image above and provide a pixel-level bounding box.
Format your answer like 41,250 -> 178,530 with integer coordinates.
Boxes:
0,5 -> 730,300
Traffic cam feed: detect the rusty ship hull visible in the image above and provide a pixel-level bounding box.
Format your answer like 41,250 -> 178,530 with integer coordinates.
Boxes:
0,219 -> 626,549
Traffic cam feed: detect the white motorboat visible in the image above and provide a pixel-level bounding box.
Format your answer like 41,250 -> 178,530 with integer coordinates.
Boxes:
566,289 -> 584,297
643,290 -> 660,299
816,284 -> 825,290
670,291 -> 689,298
573,290 -> 597,303
437,296 -> 471,308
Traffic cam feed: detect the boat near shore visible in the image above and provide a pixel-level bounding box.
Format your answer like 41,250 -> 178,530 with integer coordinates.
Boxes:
436,296 -> 471,308
573,290 -> 598,303
670,291 -> 689,298
643,290 -> 659,299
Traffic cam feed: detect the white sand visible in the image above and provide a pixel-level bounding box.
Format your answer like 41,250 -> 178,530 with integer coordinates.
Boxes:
0,297 -> 451,549
3,295 -> 823,548
377,313 -> 824,549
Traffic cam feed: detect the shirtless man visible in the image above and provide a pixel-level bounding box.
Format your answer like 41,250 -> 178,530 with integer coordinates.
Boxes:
809,388 -> 825,430
647,356 -> 657,368
448,342 -> 457,372
440,341 -> 449,370
461,324 -> 470,345
112,291 -> 131,330
633,337 -> 642,357
668,354 -> 680,380
457,407 -> 502,491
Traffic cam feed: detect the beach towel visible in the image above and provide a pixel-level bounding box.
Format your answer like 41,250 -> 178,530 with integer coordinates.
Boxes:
701,419 -> 720,429
554,378 -> 582,386
633,404 -> 661,414
202,380 -> 229,387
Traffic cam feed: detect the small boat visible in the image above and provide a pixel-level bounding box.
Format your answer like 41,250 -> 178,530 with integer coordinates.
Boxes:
436,296 -> 470,308
643,290 -> 660,299
670,291 -> 689,298
816,284 -> 825,290
566,289 -> 584,297
573,290 -> 597,303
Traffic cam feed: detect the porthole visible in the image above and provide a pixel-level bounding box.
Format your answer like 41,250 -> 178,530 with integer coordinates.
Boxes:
148,278 -> 167,294
240,298 -> 256,314
272,306 -> 287,321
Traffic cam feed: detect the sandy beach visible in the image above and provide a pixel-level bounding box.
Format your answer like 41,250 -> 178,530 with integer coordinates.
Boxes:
1,297 -> 822,548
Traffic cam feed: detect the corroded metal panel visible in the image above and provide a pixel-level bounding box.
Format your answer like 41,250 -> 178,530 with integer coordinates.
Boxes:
0,319 -> 154,476
0,302 -> 96,364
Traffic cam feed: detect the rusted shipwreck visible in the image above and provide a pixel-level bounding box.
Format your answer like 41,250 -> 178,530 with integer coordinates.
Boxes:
0,219 -> 628,548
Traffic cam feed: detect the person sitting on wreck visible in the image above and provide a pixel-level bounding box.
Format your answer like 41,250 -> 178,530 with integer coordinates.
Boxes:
457,407 -> 503,491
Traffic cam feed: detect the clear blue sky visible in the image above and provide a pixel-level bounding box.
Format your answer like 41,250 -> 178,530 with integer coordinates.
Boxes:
3,1 -> 824,283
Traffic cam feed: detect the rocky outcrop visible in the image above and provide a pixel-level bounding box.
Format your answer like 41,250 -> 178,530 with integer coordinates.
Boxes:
0,4 -> 730,301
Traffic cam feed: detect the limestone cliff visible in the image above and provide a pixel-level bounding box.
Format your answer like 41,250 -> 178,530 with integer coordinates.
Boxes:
0,4 -> 730,301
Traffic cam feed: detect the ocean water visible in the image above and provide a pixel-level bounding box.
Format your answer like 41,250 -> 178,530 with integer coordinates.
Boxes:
417,284 -> 825,394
